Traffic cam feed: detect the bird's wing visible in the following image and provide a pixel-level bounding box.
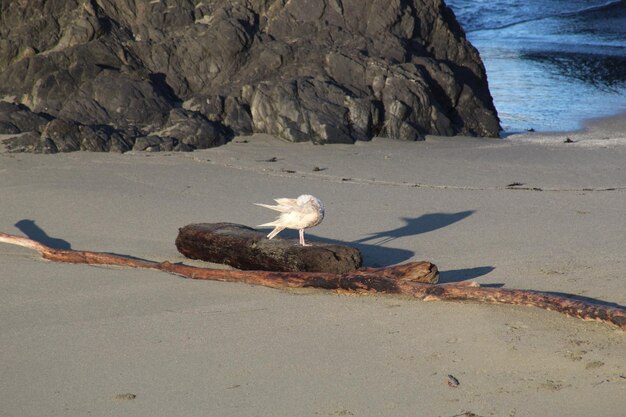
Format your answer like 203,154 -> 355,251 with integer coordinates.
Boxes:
255,203 -> 290,213
257,219 -> 281,227
255,198 -> 298,213
274,197 -> 298,205
274,198 -> 300,209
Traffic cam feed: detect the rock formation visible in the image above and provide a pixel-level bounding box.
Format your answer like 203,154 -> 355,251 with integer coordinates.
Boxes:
0,0 -> 501,153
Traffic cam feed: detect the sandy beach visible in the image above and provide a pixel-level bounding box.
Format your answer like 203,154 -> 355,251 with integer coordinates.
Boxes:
1,115 -> 625,416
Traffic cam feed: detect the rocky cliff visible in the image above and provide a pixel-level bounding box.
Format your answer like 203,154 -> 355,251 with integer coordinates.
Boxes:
0,0 -> 501,153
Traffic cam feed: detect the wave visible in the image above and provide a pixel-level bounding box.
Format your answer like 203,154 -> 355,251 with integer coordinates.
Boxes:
562,0 -> 626,18
522,50 -> 626,92
467,0 -> 625,33
448,0 -> 626,132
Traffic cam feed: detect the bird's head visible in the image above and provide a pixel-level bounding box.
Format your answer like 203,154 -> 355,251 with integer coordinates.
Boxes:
297,194 -> 324,213
297,194 -> 320,205
297,194 -> 313,203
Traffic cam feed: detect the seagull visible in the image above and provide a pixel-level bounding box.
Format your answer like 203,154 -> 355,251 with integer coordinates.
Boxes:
255,194 -> 324,246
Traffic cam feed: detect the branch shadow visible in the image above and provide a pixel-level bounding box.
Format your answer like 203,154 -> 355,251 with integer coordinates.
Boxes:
14,219 -> 171,264
15,219 -> 72,250
540,291 -> 626,311
437,268 -> 626,309
355,211 -> 475,245
438,266 -> 496,283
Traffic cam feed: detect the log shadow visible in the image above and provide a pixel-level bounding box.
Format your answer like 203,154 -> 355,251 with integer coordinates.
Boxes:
275,229 -> 415,267
438,266 -> 495,283
15,219 -> 72,250
354,211 -> 475,245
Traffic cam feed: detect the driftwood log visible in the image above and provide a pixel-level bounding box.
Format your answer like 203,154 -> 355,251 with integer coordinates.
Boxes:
176,223 -> 363,274
0,232 -> 624,330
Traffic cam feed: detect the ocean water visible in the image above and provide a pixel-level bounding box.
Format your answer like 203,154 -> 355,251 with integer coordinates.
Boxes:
446,0 -> 626,133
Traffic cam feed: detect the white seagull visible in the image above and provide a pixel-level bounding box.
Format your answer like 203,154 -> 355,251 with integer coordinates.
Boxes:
255,194 -> 325,246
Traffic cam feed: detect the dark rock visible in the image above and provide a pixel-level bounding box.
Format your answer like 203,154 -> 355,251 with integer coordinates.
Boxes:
223,97 -> 253,135
0,121 -> 20,135
60,69 -> 174,128
250,78 -> 355,144
40,119 -> 82,152
345,97 -> 383,141
155,109 -> 231,150
38,118 -> 137,153
133,135 -> 176,152
79,125 -> 114,152
176,223 -> 363,274
0,102 -> 51,134
108,131 -> 135,153
34,138 -> 59,154
0,0 -> 501,152
2,117 -> 136,153
2,131 -> 41,153
184,95 -> 225,122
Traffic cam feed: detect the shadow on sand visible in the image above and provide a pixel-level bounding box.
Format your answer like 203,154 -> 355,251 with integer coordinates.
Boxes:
18,215 -> 496,284
13,220 -> 623,312
280,230 -> 415,268
541,291 -> 626,311
354,211 -> 475,245
15,219 -> 72,250
438,266 -> 496,283
275,210 -> 480,268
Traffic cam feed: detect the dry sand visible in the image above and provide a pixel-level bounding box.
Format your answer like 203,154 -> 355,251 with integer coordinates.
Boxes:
1,115 -> 625,416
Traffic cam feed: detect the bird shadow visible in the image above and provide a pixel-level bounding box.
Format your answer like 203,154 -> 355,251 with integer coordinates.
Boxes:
272,210 -> 476,267
354,210 -> 475,245
15,219 -> 72,250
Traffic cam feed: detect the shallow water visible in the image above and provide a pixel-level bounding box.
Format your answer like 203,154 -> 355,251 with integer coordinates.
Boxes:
447,0 -> 626,133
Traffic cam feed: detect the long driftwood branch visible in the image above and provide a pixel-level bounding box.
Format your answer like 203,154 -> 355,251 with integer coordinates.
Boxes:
1,232 -> 624,330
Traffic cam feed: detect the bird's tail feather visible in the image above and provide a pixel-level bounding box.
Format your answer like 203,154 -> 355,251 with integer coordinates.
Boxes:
257,220 -> 279,227
267,226 -> 285,239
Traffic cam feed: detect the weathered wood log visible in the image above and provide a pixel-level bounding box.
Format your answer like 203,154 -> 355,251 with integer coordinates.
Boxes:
1,232 -> 624,330
175,223 -> 363,274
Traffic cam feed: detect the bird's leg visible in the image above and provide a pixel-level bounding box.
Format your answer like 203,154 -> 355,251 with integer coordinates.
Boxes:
299,229 -> 311,246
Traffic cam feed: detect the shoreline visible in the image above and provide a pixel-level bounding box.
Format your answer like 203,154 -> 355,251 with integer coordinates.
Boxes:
503,109 -> 626,146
